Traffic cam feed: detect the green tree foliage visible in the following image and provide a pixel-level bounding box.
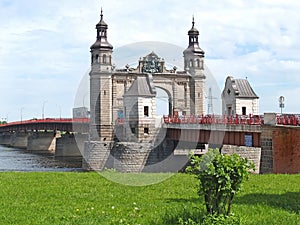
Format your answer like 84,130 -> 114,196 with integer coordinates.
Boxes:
186,149 -> 255,216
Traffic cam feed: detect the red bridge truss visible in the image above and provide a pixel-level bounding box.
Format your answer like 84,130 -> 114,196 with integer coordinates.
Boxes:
0,118 -> 89,133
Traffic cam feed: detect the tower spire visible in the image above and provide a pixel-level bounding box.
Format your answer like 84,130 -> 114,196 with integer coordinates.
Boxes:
90,7 -> 113,50
183,16 -> 204,56
192,15 -> 195,28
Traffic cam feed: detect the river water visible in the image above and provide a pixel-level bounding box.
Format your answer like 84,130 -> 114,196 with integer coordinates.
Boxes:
0,145 -> 82,172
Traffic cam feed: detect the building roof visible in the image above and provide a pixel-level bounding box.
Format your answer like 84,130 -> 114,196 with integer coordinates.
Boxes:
124,75 -> 156,97
223,76 -> 259,98
234,79 -> 258,98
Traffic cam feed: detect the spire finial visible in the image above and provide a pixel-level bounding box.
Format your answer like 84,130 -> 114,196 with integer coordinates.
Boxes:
192,15 -> 195,28
100,7 -> 103,20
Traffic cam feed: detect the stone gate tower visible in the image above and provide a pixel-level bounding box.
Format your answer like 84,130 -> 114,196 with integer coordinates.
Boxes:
184,17 -> 206,115
84,10 -> 207,171
89,9 -> 114,141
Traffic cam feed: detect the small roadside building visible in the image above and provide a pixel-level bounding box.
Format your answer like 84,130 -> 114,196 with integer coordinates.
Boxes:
222,76 -> 259,115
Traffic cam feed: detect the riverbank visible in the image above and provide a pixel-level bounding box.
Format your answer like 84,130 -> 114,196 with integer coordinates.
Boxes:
0,172 -> 299,224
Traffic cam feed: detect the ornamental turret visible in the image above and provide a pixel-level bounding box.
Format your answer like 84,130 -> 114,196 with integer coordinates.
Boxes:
89,8 -> 114,141
90,8 -> 113,71
183,17 -> 205,74
184,17 -> 206,115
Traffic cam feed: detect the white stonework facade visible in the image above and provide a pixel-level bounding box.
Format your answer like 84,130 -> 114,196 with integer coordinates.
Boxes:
222,76 -> 259,115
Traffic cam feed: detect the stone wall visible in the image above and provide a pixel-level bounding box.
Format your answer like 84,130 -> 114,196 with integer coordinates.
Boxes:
259,124 -> 300,174
83,141 -> 112,170
221,144 -> 261,173
260,125 -> 274,173
108,142 -> 152,172
272,126 -> 300,174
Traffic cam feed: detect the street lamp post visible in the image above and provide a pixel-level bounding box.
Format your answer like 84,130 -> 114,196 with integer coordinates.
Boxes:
20,107 -> 24,123
279,96 -> 285,115
42,101 -> 48,120
57,105 -> 62,119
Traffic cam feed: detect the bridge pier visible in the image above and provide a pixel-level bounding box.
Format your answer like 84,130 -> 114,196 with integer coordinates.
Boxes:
27,132 -> 56,154
0,133 -> 13,146
11,132 -> 28,149
55,133 -> 87,164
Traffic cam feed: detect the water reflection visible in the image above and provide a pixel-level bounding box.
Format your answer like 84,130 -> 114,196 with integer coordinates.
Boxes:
0,146 -> 82,172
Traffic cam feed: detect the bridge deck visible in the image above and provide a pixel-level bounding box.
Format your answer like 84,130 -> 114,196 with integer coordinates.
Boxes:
0,118 -> 89,133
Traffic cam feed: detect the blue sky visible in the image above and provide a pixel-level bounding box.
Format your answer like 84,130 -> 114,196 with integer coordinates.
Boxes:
1,0 -> 300,121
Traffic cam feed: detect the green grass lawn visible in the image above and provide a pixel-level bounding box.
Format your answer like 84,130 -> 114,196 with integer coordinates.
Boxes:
0,172 -> 299,225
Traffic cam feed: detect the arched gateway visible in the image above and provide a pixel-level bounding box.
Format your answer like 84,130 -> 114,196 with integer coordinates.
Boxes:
84,10 -> 207,172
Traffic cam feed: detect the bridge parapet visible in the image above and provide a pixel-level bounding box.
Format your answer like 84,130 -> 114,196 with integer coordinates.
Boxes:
163,122 -> 261,133
264,113 -> 300,126
163,114 -> 263,125
162,114 -> 262,133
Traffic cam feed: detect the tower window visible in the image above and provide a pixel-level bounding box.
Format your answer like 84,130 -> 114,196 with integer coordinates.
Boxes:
189,59 -> 193,67
104,90 -> 106,95
103,54 -> 107,64
144,106 -> 149,117
196,59 -> 200,67
144,127 -> 149,135
96,55 -> 99,63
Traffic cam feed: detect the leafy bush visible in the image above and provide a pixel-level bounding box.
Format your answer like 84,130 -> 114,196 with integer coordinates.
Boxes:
186,149 -> 254,216
178,213 -> 240,225
202,213 -> 240,225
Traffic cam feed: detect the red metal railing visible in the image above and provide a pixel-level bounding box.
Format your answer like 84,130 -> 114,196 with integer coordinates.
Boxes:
163,114 -> 263,125
3,114 -> 300,128
276,114 -> 300,126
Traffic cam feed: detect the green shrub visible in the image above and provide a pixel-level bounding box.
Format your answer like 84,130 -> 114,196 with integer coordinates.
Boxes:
178,213 -> 240,225
202,213 -> 240,225
186,149 -> 254,216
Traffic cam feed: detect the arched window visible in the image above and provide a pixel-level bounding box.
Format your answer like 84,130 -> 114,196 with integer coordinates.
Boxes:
189,59 -> 193,67
196,59 -> 200,67
103,54 -> 107,64
96,54 -> 99,63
